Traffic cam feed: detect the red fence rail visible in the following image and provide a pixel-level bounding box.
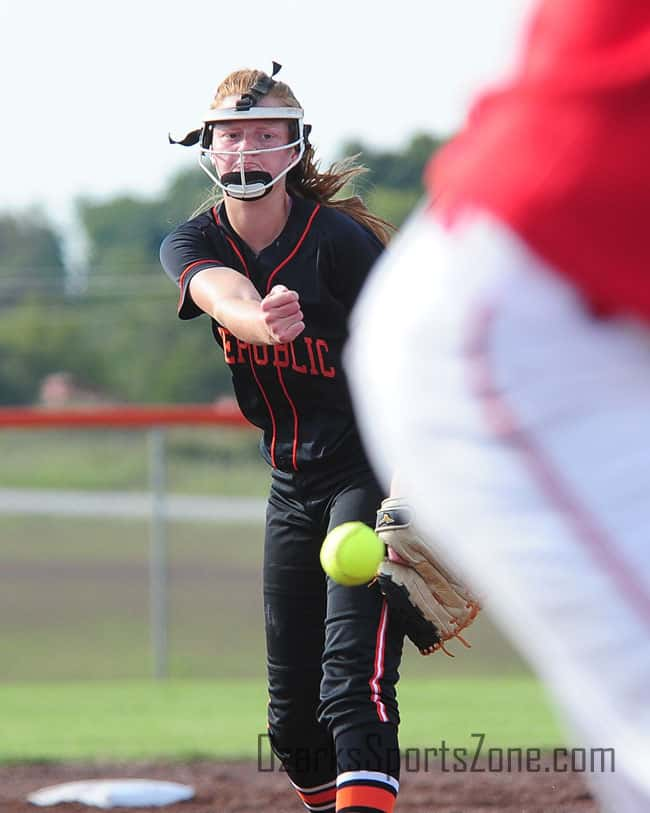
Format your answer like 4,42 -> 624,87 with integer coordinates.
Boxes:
0,403 -> 252,429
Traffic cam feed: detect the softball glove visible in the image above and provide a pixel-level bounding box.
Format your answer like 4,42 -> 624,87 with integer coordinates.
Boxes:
375,497 -> 481,656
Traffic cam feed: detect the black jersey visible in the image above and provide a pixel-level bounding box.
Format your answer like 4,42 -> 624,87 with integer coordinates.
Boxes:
160,195 -> 383,472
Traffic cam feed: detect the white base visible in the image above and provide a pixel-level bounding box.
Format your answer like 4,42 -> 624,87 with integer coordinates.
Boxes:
27,779 -> 195,808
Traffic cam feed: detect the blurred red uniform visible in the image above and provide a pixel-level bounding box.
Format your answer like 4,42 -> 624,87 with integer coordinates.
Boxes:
347,2 -> 650,811
434,0 -> 650,321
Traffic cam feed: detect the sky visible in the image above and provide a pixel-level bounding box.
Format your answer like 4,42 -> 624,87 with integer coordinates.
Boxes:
0,0 -> 534,249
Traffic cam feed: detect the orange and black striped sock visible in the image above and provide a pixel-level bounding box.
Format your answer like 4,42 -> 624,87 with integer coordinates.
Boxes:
335,770 -> 399,812
289,777 -> 337,812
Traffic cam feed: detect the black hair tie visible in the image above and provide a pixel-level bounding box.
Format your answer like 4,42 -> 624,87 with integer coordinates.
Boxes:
236,62 -> 283,110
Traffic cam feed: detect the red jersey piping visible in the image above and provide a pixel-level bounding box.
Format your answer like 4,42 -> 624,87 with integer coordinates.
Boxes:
216,232 -> 279,467
224,236 -> 250,280
275,366 -> 299,471
248,357 -> 279,468
265,203 -> 321,471
178,259 -> 222,312
265,204 -> 321,294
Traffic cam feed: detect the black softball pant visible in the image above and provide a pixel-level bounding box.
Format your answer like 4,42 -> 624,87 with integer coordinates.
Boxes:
264,457 -> 405,788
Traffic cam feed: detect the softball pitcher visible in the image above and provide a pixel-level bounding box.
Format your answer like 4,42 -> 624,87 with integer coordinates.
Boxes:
161,65 -> 407,813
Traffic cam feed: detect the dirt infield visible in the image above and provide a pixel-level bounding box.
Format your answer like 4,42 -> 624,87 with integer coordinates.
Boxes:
1,758 -> 597,812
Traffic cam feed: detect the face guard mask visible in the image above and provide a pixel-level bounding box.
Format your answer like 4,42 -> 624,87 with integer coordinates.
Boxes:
169,63 -> 309,201
198,107 -> 305,200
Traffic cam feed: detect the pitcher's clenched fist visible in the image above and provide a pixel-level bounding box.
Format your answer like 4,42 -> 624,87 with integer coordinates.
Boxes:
260,284 -> 304,344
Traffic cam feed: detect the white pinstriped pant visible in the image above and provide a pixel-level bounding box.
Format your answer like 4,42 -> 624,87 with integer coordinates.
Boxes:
347,210 -> 650,813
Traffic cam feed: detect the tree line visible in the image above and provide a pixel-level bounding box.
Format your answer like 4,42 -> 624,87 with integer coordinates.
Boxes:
0,134 -> 444,406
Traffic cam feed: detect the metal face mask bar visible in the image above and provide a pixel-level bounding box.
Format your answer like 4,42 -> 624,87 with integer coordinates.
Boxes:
198,107 -> 305,200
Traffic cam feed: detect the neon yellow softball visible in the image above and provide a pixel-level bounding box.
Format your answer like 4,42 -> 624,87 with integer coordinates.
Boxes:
320,522 -> 385,586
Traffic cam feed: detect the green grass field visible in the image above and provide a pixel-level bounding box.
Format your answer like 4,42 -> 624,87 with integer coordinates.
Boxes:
0,678 -> 566,763
1,516 -> 267,681
0,481 -> 565,765
1,515 -> 528,681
